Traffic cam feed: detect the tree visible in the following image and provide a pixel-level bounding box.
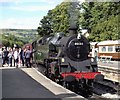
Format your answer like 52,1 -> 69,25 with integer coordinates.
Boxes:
37,13 -> 53,36
2,34 -> 25,48
37,1 -> 81,36
2,39 -> 10,47
80,2 -> 120,41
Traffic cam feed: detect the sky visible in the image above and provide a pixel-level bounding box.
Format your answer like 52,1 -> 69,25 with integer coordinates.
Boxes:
0,0 -> 89,29
0,0 -> 64,29
0,0 -> 116,29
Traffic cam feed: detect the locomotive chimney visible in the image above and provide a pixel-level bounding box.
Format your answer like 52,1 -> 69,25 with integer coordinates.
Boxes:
69,27 -> 78,34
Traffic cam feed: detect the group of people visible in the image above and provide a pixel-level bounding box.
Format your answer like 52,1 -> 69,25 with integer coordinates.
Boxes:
1,46 -> 33,68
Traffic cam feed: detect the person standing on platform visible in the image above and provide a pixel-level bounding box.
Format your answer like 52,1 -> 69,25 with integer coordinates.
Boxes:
25,46 -> 31,68
2,48 -> 9,67
19,48 -> 25,67
13,47 -> 19,68
8,48 -> 13,67
13,48 -> 16,67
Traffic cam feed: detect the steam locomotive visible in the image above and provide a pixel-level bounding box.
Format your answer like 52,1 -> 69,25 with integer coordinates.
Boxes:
32,27 -> 104,92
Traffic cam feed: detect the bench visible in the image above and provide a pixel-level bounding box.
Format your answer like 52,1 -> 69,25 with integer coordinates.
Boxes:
99,56 -> 112,63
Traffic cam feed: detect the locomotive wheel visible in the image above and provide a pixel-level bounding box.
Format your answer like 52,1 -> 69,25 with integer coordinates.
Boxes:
79,79 -> 93,96
63,81 -> 72,90
63,75 -> 77,91
64,75 -> 76,82
63,81 -> 67,88
44,59 -> 48,67
63,80 -> 79,92
43,59 -> 50,77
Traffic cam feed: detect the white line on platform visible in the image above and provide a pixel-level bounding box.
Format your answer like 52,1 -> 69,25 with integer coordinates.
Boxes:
0,67 -> 16,69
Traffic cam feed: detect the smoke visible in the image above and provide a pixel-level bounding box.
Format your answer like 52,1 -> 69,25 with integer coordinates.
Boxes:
67,0 -> 80,29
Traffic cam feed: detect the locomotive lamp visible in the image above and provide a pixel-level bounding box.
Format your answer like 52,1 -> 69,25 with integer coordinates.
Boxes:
91,57 -> 94,62
61,58 -> 65,63
77,33 -> 81,39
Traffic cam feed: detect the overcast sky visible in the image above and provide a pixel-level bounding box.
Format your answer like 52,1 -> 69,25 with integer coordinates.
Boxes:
0,0 -> 64,29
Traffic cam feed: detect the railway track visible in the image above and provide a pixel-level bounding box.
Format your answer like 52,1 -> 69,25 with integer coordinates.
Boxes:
75,80 -> 119,99
77,82 -> 119,99
94,79 -> 120,95
89,80 -> 119,99
33,64 -> 119,99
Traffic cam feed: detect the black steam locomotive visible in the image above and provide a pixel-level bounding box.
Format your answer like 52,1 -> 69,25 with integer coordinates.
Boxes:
32,27 -> 104,92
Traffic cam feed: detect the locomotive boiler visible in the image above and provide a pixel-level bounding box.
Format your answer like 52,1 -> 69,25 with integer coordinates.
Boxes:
32,27 -> 104,92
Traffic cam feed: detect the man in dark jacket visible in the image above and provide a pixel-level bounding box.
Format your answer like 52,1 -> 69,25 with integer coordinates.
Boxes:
2,48 -> 9,67
25,47 -> 31,68
20,48 -> 25,66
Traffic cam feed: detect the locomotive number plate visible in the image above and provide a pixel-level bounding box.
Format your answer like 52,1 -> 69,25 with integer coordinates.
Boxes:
75,42 -> 83,46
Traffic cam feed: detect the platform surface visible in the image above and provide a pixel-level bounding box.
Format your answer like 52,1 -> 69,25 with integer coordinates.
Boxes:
1,67 -> 84,100
98,61 -> 119,70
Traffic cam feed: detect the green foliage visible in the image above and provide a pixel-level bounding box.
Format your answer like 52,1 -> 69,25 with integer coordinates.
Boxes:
37,2 -> 81,36
37,1 -> 119,41
37,14 -> 53,36
1,29 -> 38,47
81,2 -> 120,41
1,34 -> 24,47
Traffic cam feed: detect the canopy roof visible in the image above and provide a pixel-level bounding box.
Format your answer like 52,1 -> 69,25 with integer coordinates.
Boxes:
97,40 -> 120,45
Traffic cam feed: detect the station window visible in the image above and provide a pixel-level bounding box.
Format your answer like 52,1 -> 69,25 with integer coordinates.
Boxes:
115,46 -> 120,52
108,46 -> 113,52
101,46 -> 106,52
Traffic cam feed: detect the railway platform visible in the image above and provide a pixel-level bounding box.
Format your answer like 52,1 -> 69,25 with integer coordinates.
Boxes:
98,60 -> 120,82
98,60 -> 119,69
1,66 -> 84,100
